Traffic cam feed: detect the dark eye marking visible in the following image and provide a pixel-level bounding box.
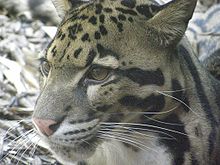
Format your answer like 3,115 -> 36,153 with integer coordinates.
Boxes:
118,68 -> 165,86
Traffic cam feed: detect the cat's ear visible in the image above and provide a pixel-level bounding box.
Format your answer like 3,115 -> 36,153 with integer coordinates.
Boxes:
51,0 -> 90,18
145,0 -> 197,47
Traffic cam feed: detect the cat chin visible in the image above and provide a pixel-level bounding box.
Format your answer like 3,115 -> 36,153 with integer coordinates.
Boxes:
48,142 -> 96,163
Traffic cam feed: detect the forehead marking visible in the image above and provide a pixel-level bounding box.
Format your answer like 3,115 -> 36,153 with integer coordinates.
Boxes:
115,7 -> 138,16
103,7 -> 113,13
86,49 -> 97,67
99,14 -> 105,23
121,0 -> 136,9
88,16 -> 97,25
99,25 -> 108,36
74,47 -> 83,58
96,44 -> 119,60
95,3 -> 103,14
94,31 -> 101,40
81,33 -> 90,42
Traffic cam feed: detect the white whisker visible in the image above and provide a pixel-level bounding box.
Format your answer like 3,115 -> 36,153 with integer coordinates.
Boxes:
156,90 -> 206,120
101,122 -> 196,139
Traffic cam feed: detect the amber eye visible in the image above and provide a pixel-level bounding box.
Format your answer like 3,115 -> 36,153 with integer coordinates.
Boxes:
88,67 -> 110,81
40,61 -> 50,77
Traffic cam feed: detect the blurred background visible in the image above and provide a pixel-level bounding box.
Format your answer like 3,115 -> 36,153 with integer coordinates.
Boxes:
0,0 -> 219,164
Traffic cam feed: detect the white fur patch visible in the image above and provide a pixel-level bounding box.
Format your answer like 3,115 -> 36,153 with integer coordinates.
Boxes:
94,56 -> 119,69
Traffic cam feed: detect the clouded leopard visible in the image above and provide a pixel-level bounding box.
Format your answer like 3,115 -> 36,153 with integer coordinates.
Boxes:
32,0 -> 220,164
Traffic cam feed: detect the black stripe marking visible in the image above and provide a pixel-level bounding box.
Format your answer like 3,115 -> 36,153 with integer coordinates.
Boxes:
179,45 -> 218,156
119,94 -> 165,112
51,45 -> 57,57
171,79 -> 190,112
157,114 -> 190,165
119,68 -> 164,86
86,49 -> 97,67
60,33 -> 66,40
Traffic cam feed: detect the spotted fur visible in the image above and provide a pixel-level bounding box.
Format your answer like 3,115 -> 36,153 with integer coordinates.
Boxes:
33,0 -> 220,165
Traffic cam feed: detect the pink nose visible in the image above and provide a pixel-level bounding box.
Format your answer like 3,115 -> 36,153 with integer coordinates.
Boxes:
32,118 -> 59,136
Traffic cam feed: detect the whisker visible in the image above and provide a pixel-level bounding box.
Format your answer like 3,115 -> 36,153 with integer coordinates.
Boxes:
101,122 -> 196,139
144,115 -> 184,126
99,127 -> 175,140
156,90 -> 206,120
103,105 -> 179,116
97,133 -> 159,153
16,134 -> 37,165
4,129 -> 34,144
97,135 -> 149,152
97,134 -> 149,152
0,129 -> 35,162
158,87 -> 193,93
3,119 -> 31,141
100,125 -> 176,140
29,138 -> 40,159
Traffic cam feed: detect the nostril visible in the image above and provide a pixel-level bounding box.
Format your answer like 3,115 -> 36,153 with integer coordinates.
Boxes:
32,118 -> 61,137
49,122 -> 61,133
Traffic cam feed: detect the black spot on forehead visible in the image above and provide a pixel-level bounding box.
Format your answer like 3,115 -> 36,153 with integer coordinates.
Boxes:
99,14 -> 105,24
79,14 -> 89,20
103,7 -> 113,13
117,22 -> 124,32
128,17 -> 134,23
94,31 -> 101,40
74,47 -> 83,58
81,33 -> 90,42
116,7 -> 138,16
121,0 -> 136,9
95,3 -> 103,14
110,16 -> 118,24
118,14 -> 126,21
99,25 -> 108,36
88,16 -> 97,25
